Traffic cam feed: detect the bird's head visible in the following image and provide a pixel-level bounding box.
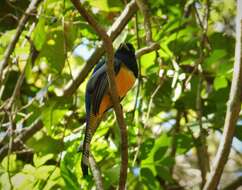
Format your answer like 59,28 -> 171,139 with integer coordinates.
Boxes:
116,43 -> 135,55
115,42 -> 138,78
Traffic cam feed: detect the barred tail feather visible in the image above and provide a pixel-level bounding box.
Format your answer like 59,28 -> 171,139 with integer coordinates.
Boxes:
82,127 -> 91,176
81,160 -> 89,177
81,113 -> 100,176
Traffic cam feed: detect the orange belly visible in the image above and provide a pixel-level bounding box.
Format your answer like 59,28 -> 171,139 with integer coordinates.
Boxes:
98,65 -> 136,115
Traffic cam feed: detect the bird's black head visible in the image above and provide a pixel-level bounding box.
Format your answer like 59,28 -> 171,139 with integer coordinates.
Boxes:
117,42 -> 135,54
115,43 -> 138,78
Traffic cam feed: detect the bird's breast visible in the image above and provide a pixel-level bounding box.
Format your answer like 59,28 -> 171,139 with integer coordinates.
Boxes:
115,65 -> 136,98
98,65 -> 136,115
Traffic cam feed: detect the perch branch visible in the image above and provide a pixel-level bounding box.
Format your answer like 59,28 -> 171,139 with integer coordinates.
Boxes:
89,154 -> 104,190
203,1 -> 242,189
70,1 -> 128,189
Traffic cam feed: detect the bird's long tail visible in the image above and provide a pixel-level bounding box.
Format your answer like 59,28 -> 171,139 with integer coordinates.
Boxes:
81,114 -> 100,176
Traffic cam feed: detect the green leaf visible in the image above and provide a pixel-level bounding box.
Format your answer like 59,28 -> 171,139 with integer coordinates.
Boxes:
213,76 -> 228,91
142,134 -> 171,172
33,17 -> 47,51
104,164 -> 120,185
35,165 -> 55,180
235,122 -> 242,141
140,167 -> 158,189
61,167 -> 80,190
140,139 -> 155,160
11,172 -> 34,190
64,22 -> 78,50
26,130 -> 63,154
0,173 -> 12,190
141,51 -> 156,72
38,29 -> 65,73
40,97 -> 70,133
87,0 -> 122,12
154,147 -> 168,162
155,165 -> 173,182
176,133 -> 194,154
33,154 -> 54,167
1,154 -> 17,172
204,49 -> 227,66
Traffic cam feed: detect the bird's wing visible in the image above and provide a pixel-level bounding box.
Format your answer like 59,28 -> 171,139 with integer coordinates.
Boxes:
86,58 -> 122,115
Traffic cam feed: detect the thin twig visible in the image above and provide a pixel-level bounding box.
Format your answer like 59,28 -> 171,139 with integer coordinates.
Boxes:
132,12 -> 142,117
135,0 -> 153,44
196,74 -> 210,188
0,0 -> 42,83
0,14 -> 18,23
131,13 -> 142,166
186,2 -> 211,187
169,110 -> 181,174
203,1 -> 242,189
69,1 -> 128,189
5,59 -> 28,110
135,42 -> 160,59
132,82 -> 162,166
6,112 -> 14,190
184,1 -> 211,88
145,84 -> 162,124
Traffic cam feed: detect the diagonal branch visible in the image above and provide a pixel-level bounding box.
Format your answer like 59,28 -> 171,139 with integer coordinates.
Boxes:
135,42 -> 160,59
0,0 -> 42,83
70,1 -> 129,189
203,1 -> 242,189
62,0 -> 137,96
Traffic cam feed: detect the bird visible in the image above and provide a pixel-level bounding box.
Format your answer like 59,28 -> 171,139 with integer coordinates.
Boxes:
81,42 -> 138,176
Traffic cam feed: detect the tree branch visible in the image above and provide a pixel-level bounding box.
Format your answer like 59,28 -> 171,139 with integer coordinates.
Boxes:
62,0 -> 138,96
6,26 -> 37,111
203,1 -> 242,189
135,42 -> 160,59
135,0 -> 153,44
70,1 -> 128,189
0,119 -> 43,161
222,176 -> 242,190
0,0 -> 42,83
89,154 -> 104,190
196,75 -> 210,188
170,110 -> 181,173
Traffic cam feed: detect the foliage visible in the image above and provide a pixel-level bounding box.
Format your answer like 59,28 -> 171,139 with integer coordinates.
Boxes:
0,0 -> 241,189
